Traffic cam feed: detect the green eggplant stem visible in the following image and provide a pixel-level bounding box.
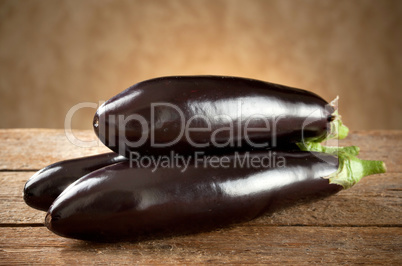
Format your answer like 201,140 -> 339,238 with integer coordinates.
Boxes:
297,98 -> 386,189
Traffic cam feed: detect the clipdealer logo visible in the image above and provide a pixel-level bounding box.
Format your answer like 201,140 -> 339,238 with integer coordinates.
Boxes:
64,100 -> 287,150
63,99 -> 337,167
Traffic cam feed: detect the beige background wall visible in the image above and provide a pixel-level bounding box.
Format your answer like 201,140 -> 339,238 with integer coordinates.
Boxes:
0,0 -> 401,130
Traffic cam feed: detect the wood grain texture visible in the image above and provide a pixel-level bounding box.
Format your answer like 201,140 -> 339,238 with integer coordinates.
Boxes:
0,129 -> 110,170
0,227 -> 401,264
0,129 -> 401,264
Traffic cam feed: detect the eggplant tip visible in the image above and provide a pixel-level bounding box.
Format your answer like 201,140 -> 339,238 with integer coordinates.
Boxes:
328,115 -> 336,122
23,191 -> 33,203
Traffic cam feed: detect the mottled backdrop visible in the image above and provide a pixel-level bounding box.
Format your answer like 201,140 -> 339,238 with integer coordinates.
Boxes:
0,0 -> 401,130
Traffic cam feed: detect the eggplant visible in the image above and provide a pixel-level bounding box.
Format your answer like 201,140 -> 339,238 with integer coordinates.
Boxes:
93,76 -> 346,157
45,151 -> 385,242
23,152 -> 127,211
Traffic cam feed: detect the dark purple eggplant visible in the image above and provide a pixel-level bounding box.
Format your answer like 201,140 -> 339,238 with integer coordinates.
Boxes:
93,76 -> 346,157
23,152 -> 127,211
45,151 -> 385,242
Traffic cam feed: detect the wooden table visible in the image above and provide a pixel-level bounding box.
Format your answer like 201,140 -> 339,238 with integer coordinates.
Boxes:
0,129 -> 401,264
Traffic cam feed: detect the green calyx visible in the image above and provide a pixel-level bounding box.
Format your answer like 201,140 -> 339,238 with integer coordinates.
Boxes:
304,99 -> 349,144
327,110 -> 349,141
329,151 -> 386,189
297,141 -> 386,189
296,97 -> 386,190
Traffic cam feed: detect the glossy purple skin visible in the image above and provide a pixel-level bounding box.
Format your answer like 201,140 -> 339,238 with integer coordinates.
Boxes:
46,151 -> 340,242
94,76 -> 334,156
23,152 -> 127,211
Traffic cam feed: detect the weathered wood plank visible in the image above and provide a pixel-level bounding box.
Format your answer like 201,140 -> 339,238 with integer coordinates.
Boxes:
0,226 -> 400,264
0,129 -> 401,172
1,172 -> 400,226
0,129 -> 110,170
0,129 -> 400,264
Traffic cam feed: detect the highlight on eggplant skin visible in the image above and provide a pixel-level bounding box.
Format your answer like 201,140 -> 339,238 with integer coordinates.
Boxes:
23,152 -> 127,211
93,76 -> 335,157
45,151 -> 341,241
